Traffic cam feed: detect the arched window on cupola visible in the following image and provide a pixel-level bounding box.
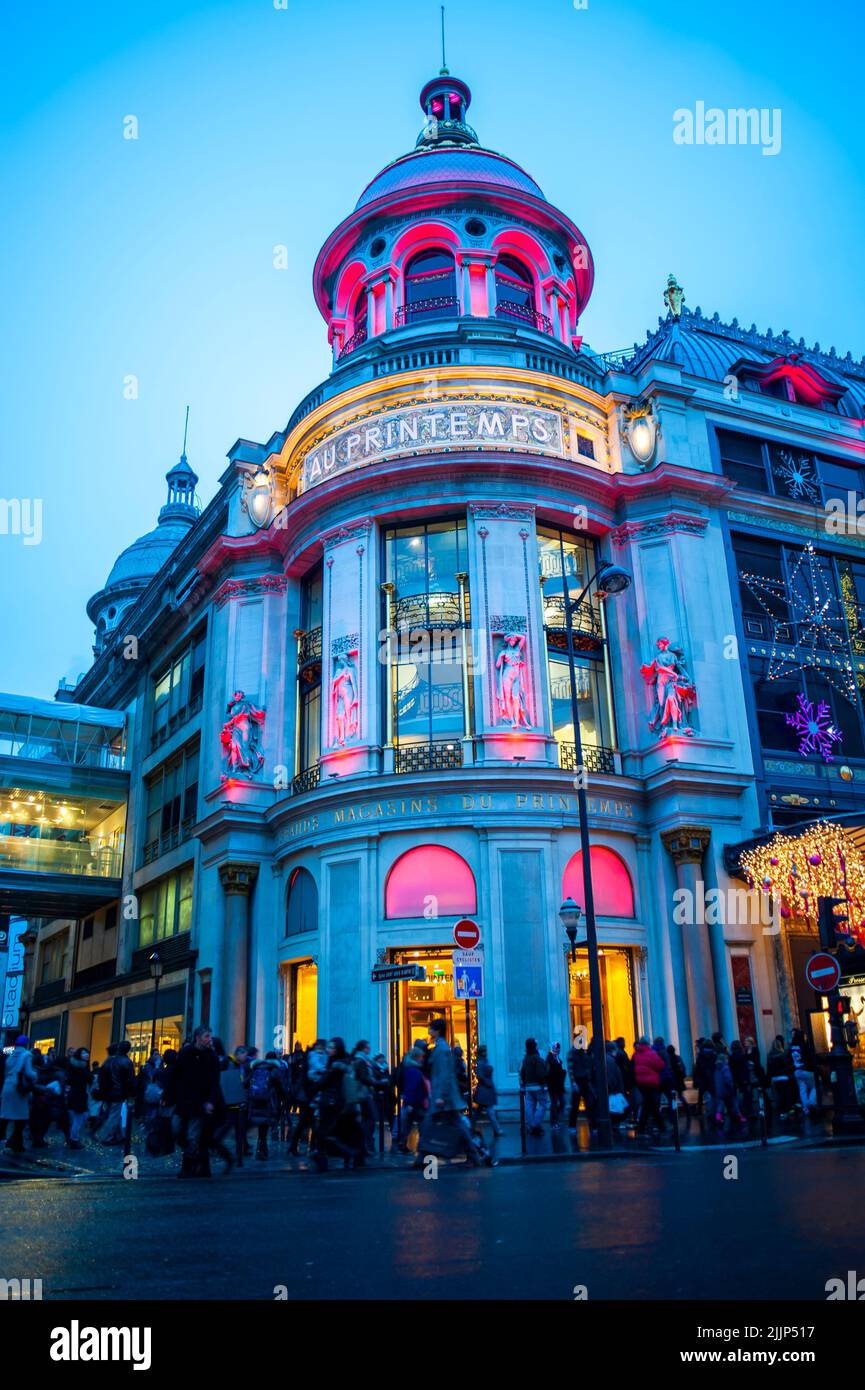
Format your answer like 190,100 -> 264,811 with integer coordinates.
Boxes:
495,254 -> 540,330
400,248 -> 458,326
343,286 -> 368,355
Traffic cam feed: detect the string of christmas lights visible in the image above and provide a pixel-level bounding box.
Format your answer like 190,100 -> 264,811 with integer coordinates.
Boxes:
741,820 -> 865,943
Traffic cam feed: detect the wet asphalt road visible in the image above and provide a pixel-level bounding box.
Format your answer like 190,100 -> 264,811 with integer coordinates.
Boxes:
0,1146 -> 862,1301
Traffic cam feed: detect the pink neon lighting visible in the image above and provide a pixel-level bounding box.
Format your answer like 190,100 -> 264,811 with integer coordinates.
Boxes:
563,846 -> 635,918
385,845 -> 477,919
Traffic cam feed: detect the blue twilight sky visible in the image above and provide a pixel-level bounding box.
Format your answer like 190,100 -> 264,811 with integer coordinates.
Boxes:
1,0 -> 863,698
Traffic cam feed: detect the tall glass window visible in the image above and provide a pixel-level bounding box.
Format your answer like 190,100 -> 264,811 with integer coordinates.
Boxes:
151,630 -> 206,747
538,525 -> 615,764
138,864 -> 194,947
383,520 -> 469,762
297,565 -> 323,779
402,249 -> 458,325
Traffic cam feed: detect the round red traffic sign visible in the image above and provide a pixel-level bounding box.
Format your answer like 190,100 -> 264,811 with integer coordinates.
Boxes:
805,952 -> 841,994
453,919 -> 481,950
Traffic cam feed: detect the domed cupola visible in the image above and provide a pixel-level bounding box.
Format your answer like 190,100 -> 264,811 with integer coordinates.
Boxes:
87,427 -> 200,657
416,72 -> 477,148
313,69 -> 594,367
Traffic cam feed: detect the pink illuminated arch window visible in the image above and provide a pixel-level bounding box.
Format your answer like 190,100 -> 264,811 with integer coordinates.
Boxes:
385,845 -> 477,919
562,846 -> 634,918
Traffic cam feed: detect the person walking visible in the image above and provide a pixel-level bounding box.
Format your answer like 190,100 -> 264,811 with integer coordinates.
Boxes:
519,1037 -> 548,1136
545,1043 -> 566,1130
396,1044 -> 430,1153
693,1037 -> 717,1117
789,1029 -> 818,1116
30,1049 -> 71,1148
420,1018 -> 485,1167
173,1025 -> 222,1178
351,1041 -> 377,1155
665,1043 -> 691,1119
766,1035 -> 796,1119
0,1036 -> 36,1154
713,1047 -> 746,1131
567,1033 -> 595,1129
633,1037 -> 666,1135
309,1037 -> 365,1172
63,1047 -> 91,1149
96,1040 -> 135,1145
473,1044 -> 503,1139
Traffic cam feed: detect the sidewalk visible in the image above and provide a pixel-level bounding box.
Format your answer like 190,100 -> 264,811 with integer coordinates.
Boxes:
0,1103 -> 845,1181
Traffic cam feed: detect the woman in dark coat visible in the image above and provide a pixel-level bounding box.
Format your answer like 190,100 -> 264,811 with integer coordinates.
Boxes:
63,1048 -> 91,1148
545,1043 -> 567,1130
309,1037 -> 365,1172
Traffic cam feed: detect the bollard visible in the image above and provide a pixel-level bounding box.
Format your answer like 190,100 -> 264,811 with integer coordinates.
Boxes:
757,1088 -> 768,1148
123,1105 -> 134,1162
671,1091 -> 681,1152
519,1088 -> 527,1154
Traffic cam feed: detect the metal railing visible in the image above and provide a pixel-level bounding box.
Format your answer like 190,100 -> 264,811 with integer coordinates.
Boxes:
338,327 -> 368,359
557,743 -> 616,775
393,741 -> 463,774
142,816 -> 195,866
395,296 -> 459,327
393,592 -> 462,631
150,692 -> 203,750
542,595 -> 603,643
495,301 -> 553,335
296,626 -> 323,668
291,765 -> 321,796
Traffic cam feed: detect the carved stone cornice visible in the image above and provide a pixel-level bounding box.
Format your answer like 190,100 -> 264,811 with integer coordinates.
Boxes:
469,503 -> 536,521
214,574 -> 287,608
611,513 -> 708,546
661,825 -> 711,866
321,518 -> 373,550
218,862 -> 260,895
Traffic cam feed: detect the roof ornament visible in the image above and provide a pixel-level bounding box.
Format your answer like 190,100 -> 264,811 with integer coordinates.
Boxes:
663,273 -> 685,319
440,4 -> 448,74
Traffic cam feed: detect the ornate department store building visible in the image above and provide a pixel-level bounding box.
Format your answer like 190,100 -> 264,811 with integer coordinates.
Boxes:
5,73 -> 865,1087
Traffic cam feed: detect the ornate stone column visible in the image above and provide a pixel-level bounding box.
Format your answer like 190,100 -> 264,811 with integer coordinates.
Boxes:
661,826 -> 717,1046
218,862 -> 258,1047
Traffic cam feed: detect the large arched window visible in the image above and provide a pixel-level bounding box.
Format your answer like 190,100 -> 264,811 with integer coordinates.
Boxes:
341,288 -> 368,357
495,254 -> 537,326
401,249 -> 458,325
286,866 -> 318,936
562,846 -> 635,918
385,845 -> 476,918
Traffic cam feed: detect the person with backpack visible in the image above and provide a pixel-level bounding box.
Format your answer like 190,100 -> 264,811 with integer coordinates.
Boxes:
309,1036 -> 365,1172
97,1040 -> 136,1145
567,1032 -> 596,1129
545,1043 -> 566,1130
519,1037 -> 548,1135
246,1051 -> 281,1160
0,1036 -> 37,1154
30,1048 -> 71,1148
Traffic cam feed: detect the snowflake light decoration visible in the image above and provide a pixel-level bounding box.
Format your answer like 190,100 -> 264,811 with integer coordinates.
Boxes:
785,692 -> 842,761
771,449 -> 820,504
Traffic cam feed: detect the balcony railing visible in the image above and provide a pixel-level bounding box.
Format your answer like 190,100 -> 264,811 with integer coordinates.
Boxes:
291,765 -> 321,797
495,301 -> 553,335
0,835 -> 122,879
394,741 -> 464,774
296,627 -> 323,669
542,595 -> 603,646
338,327 -> 368,359
395,296 -> 460,327
142,817 -> 195,866
392,592 -> 462,631
557,743 -> 616,775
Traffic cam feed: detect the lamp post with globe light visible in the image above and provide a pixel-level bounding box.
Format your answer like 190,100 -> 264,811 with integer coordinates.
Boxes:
559,558 -> 631,1148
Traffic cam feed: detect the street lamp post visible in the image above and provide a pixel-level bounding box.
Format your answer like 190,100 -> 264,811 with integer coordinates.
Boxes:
149,950 -> 163,1056
559,557 -> 631,1149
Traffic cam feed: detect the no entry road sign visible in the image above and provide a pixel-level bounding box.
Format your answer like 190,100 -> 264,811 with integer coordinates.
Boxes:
805,952 -> 841,994
453,919 -> 480,949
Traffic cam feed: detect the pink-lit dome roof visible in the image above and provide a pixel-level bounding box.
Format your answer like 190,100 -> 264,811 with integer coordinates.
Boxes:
355,145 -> 545,210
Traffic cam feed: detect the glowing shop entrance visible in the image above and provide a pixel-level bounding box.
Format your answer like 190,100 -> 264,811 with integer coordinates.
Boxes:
279,959 -> 318,1051
389,947 -> 477,1069
568,946 -> 637,1046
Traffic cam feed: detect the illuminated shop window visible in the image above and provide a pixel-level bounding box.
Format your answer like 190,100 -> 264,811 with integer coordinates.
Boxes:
568,946 -> 637,1047
562,845 -> 635,918
281,959 -> 318,1050
383,520 -> 470,751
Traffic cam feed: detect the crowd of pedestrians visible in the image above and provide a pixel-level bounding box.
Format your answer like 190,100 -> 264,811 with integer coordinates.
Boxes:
0,1021 -> 826,1169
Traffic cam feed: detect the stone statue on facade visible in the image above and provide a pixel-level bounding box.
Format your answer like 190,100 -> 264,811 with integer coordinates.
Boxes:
663,273 -> 685,319
640,637 -> 696,737
221,690 -> 266,775
494,631 -> 531,728
331,652 -> 360,746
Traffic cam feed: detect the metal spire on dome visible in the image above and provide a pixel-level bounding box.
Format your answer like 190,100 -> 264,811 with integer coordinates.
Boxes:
160,406 -> 199,523
440,5 -> 448,74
